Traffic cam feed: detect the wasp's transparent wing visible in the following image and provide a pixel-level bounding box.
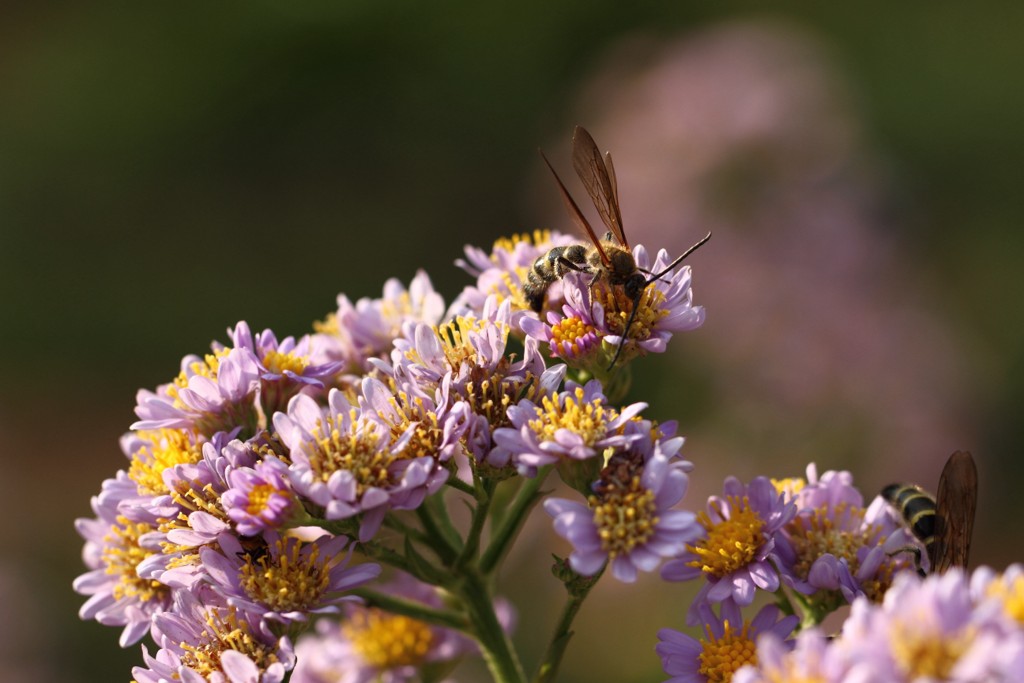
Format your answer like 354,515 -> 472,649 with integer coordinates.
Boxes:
540,149 -> 610,266
571,126 -> 627,247
930,450 -> 978,572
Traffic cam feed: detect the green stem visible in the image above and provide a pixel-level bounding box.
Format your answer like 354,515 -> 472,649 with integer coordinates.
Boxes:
480,468 -> 550,574
458,478 -> 495,568
415,506 -> 459,564
533,561 -> 605,683
355,538 -> 415,575
350,588 -> 469,633
456,571 -> 527,683
446,476 -> 476,496
424,491 -> 464,553
382,514 -> 431,545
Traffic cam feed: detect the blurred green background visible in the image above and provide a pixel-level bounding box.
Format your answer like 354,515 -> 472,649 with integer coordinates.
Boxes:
4,2 -> 1024,681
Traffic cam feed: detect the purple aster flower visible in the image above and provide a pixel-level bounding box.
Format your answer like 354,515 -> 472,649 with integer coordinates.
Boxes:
122,427 -> 206,498
835,569 -> 1023,682
970,563 -> 1024,630
291,573 -> 509,683
229,321 -> 344,416
274,388 -> 447,541
222,456 -> 302,536
520,275 -> 606,369
387,297 -> 567,466
662,476 -> 797,619
733,628 -> 843,683
656,602 -> 798,683
200,530 -> 381,624
314,270 -> 446,374
521,243 -> 705,370
782,466 -> 917,604
73,473 -> 170,647
544,428 -> 698,583
358,375 -> 470,465
133,346 -> 262,438
493,378 -> 647,477
138,588 -> 295,683
134,432 -> 256,589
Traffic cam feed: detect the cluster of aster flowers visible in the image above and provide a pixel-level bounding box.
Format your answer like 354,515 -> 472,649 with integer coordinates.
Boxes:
654,464 -> 1024,683
728,565 -> 1024,683
74,227 -> 712,683
75,224 -> 1013,683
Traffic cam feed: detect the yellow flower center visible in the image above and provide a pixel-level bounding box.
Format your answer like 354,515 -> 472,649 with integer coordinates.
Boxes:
589,480 -> 658,559
987,573 -> 1024,624
461,359 -> 542,431
698,619 -> 758,683
313,311 -> 339,336
179,608 -> 281,677
263,349 -> 308,376
491,229 -> 553,256
238,537 -> 330,614
687,496 -> 765,578
344,608 -> 435,668
787,505 -> 895,601
374,391 -> 445,461
527,387 -> 611,447
245,483 -> 277,515
549,317 -> 598,359
890,620 -> 972,679
102,516 -> 168,604
788,504 -> 865,577
378,291 -> 413,322
167,348 -> 231,407
602,283 -> 667,341
428,316 -> 488,370
309,411 -> 396,495
492,266 -> 532,310
771,476 -> 806,498
160,477 -> 232,567
128,428 -> 203,496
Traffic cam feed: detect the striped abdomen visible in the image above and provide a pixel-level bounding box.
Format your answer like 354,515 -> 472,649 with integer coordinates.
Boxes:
523,243 -> 589,311
882,483 -> 936,553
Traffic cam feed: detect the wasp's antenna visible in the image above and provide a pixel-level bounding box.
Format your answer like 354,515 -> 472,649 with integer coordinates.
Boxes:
606,231 -> 711,370
645,231 -> 711,284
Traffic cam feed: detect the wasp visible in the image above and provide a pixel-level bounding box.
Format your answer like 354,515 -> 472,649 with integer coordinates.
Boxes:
524,126 -> 711,367
881,450 -> 978,574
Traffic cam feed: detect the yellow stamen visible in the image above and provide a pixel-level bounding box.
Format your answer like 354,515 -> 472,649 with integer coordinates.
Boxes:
127,428 -> 203,496
375,392 -> 445,460
102,516 -> 168,604
890,620 -> 972,679
308,411 -> 394,495
590,482 -> 658,559
167,348 -> 231,407
238,537 -> 330,613
159,479 -> 232,566
771,476 -> 806,497
179,607 -> 280,677
602,284 -> 668,341
986,573 -> 1024,624
527,387 -> 611,447
687,496 -> 765,578
549,317 -> 598,359
344,608 -> 435,668
263,349 -> 308,376
698,619 -> 758,683
787,505 -> 895,601
492,229 -> 553,255
313,312 -> 339,336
